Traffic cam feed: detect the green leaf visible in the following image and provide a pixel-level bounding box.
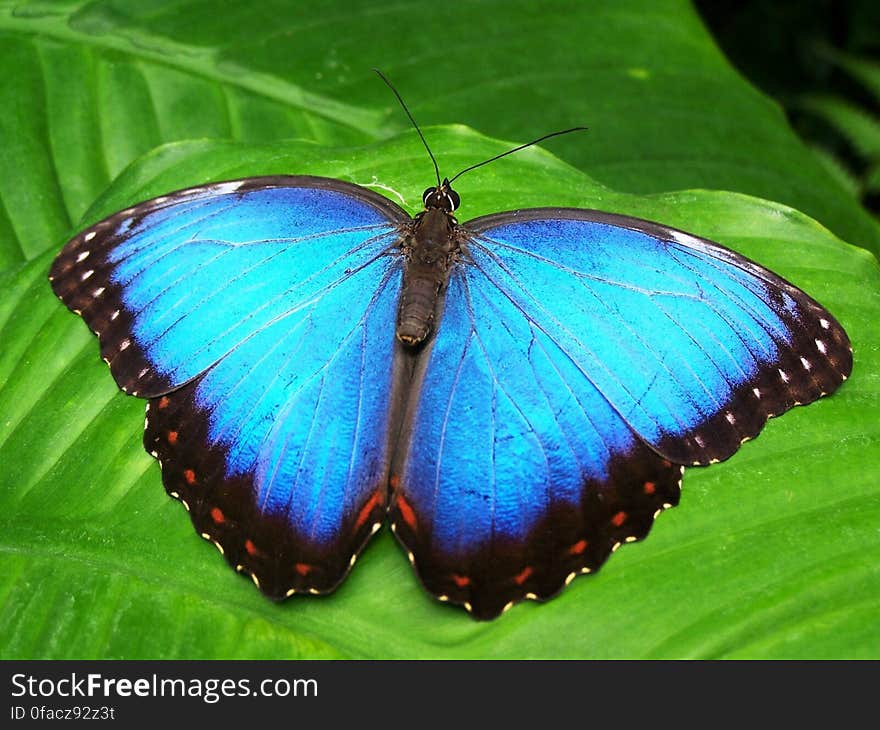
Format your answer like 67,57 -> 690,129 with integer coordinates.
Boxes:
1,132 -> 878,659
1,0 -> 879,659
808,144 -> 862,198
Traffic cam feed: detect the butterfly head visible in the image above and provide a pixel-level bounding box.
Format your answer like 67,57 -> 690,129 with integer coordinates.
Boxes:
422,178 -> 460,213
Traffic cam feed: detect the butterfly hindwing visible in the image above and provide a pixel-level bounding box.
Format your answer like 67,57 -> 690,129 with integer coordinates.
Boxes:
391,209 -> 851,618
391,269 -> 685,618
52,176 -> 410,597
143,256 -> 402,595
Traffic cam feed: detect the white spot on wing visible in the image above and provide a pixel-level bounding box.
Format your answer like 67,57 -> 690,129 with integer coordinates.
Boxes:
76,250 -> 90,262
725,412 -> 736,424
111,310 -> 120,321
92,287 -> 105,297
820,318 -> 830,330
120,338 -> 130,351
753,387 -> 761,399
800,357 -> 811,371
81,269 -> 94,281
778,368 -> 789,383
668,229 -> 702,247
815,339 -> 827,354
84,231 -> 96,242
215,181 -> 245,195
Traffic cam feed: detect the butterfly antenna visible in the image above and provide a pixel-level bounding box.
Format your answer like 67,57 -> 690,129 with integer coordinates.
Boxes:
447,127 -> 588,184
374,69 -> 442,188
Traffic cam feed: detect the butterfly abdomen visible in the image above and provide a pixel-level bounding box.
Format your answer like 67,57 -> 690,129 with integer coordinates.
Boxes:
396,208 -> 459,346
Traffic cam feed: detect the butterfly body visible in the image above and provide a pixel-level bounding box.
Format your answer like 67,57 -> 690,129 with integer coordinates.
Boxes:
396,205 -> 460,346
49,173 -> 852,619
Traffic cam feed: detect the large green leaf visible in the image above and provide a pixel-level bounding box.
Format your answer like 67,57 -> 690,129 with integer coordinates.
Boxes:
1,0 -> 878,658
1,132 -> 878,659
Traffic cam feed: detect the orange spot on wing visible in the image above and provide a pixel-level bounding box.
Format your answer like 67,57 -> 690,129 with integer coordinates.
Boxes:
611,511 -> 627,527
354,491 -> 383,530
514,566 -> 533,585
643,481 -> 656,495
661,459 -> 672,468
210,507 -> 225,525
244,539 -> 259,556
295,563 -> 311,576
395,494 -> 417,531
158,396 -> 170,409
569,539 -> 588,555
452,574 -> 470,588
184,469 -> 196,485
167,430 -> 178,445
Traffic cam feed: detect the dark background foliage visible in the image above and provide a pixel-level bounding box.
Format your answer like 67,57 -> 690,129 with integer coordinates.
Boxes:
698,0 -> 880,216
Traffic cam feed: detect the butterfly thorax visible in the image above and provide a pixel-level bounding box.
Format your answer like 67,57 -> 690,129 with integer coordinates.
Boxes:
396,206 -> 460,347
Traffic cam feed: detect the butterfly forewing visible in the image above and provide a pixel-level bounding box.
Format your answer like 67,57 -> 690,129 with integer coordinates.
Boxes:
463,210 -> 852,464
49,177 -> 409,396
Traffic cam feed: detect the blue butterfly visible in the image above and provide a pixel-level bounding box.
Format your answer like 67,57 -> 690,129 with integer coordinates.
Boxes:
48,154 -> 852,619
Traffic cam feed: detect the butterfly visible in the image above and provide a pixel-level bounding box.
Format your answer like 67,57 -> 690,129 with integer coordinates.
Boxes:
48,89 -> 852,620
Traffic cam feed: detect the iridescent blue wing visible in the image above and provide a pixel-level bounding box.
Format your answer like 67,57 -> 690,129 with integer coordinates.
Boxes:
390,209 -> 852,619
50,177 -> 409,596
